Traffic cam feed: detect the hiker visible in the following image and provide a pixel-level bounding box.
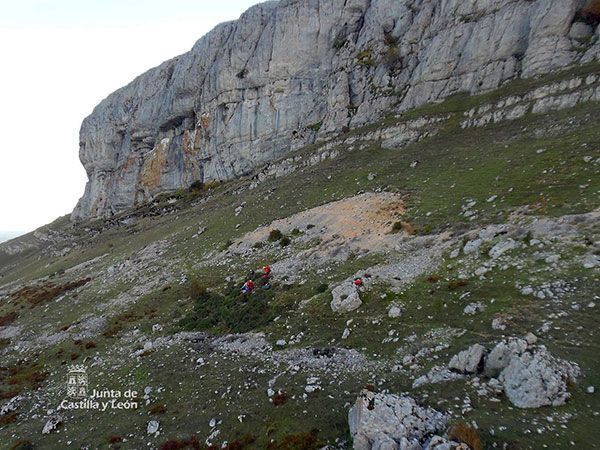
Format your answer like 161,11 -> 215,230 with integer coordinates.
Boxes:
354,277 -> 364,288
241,279 -> 255,294
262,264 -> 272,280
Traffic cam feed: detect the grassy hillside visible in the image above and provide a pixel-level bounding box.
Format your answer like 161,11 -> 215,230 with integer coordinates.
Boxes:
0,63 -> 599,449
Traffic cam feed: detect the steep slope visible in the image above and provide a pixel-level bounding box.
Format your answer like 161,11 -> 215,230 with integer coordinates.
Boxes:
73,0 -> 600,220
1,62 -> 599,448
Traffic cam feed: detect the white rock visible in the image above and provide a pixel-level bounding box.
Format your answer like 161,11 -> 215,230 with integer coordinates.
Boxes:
499,346 -> 580,408
147,420 -> 160,435
448,344 -> 486,374
388,304 -> 403,318
489,239 -> 518,259
348,391 -> 448,449
463,239 -> 482,255
42,416 -> 62,434
463,302 -> 485,315
330,283 -> 362,313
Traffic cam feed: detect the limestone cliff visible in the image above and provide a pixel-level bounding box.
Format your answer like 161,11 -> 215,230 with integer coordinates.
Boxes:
72,0 -> 600,220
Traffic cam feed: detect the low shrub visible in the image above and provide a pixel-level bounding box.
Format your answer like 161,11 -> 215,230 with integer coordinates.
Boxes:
268,229 -> 284,242
279,236 -> 291,247
0,411 -> 17,425
10,440 -> 34,450
315,283 -> 329,294
0,312 -> 18,326
180,283 -> 275,333
188,180 -> 204,192
160,436 -> 201,450
149,403 -> 167,414
266,429 -> 321,450
272,391 -> 287,406
447,279 -> 469,290
448,422 -> 484,450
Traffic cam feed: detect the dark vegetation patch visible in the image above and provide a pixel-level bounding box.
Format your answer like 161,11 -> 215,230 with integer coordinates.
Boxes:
149,403 -> 168,415
179,281 -> 278,334
160,436 -> 201,450
10,278 -> 91,308
0,360 -> 48,398
9,441 -> 34,450
109,435 -> 124,444
272,391 -> 288,406
0,311 -> 18,326
447,279 -> 469,290
0,411 -> 18,425
268,229 -> 284,242
266,429 -> 322,450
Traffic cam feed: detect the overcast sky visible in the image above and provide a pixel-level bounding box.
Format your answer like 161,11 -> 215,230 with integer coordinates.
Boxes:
0,0 -> 260,237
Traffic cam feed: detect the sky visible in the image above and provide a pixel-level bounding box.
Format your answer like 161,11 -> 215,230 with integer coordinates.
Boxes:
0,0 -> 260,237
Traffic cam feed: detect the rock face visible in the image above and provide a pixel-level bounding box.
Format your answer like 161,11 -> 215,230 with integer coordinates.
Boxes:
348,390 -> 449,450
73,0 -> 600,220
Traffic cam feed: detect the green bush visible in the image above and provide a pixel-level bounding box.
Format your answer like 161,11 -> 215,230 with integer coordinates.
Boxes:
189,277 -> 208,300
315,283 -> 329,294
279,236 -> 291,247
180,283 -> 275,333
188,180 -> 204,192
391,221 -> 403,233
268,229 -> 284,242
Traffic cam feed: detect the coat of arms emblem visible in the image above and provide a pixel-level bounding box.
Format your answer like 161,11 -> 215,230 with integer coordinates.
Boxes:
66,364 -> 88,398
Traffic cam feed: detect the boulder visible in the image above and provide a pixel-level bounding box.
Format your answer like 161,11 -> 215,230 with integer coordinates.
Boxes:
569,22 -> 593,40
348,390 -> 448,450
42,416 -> 62,434
484,338 -> 528,377
413,366 -> 465,388
463,239 -> 482,255
423,436 -> 461,450
330,283 -> 362,313
448,344 -> 486,374
489,239 -> 518,259
388,303 -> 404,318
499,346 -> 581,408
147,420 -> 160,434
463,302 -> 485,315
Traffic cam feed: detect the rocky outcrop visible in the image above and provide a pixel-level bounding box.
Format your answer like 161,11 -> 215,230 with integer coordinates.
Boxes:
348,390 -> 449,450
73,0 -> 600,220
415,336 -> 581,409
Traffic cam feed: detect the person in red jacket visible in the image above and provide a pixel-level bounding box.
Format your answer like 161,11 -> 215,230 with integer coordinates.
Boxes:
241,279 -> 255,294
354,277 -> 364,288
263,265 -> 271,278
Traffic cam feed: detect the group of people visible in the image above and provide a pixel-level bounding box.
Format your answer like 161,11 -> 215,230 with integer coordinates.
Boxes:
241,264 -> 271,294
241,266 -> 369,295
